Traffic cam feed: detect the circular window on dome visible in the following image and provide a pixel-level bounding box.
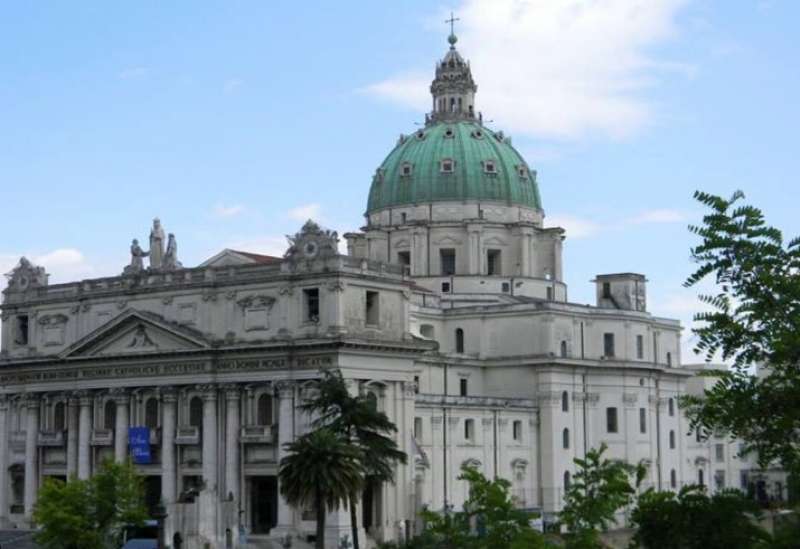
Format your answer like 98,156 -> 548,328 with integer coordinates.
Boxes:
444,127 -> 455,138
440,159 -> 455,173
482,160 -> 497,174
471,130 -> 484,139
517,165 -> 528,178
416,130 -> 426,140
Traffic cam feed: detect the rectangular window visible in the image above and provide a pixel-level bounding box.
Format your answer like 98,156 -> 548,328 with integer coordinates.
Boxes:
606,407 -> 618,433
487,249 -> 501,275
715,470 -> 726,490
460,378 -> 468,397
397,251 -> 411,267
602,282 -> 612,298
440,249 -> 456,275
546,287 -> 554,300
715,443 -> 725,462
464,419 -> 474,441
303,288 -> 320,322
636,335 -> 644,359
413,375 -> 420,394
365,291 -> 380,326
441,281 -> 451,293
603,333 -> 615,358
14,315 -> 29,346
639,408 -> 647,434
513,420 -> 522,441
414,417 -> 423,439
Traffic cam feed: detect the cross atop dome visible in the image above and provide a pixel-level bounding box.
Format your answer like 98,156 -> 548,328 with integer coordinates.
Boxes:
445,12 -> 460,48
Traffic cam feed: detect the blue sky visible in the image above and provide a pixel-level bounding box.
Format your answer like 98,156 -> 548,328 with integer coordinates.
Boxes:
1,1 -> 798,360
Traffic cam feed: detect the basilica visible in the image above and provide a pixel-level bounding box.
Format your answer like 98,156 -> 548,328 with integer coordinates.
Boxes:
0,31 -> 771,548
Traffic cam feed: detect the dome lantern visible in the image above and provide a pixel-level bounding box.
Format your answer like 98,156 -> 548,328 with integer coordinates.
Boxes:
429,13 -> 478,124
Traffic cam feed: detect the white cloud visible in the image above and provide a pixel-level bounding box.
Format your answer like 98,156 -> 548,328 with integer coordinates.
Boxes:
546,214 -> 601,239
287,203 -> 322,223
225,236 -> 287,258
627,208 -> 686,224
224,79 -> 244,93
364,0 -> 691,140
0,248 -> 97,288
213,203 -> 245,218
548,207 -> 686,239
118,67 -> 148,80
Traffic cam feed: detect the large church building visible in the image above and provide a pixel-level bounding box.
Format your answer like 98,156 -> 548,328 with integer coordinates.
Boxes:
0,32 -> 751,548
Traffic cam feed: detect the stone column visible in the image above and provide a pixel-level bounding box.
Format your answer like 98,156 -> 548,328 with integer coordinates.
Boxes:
0,396 -> 9,527
66,396 -> 79,478
78,392 -> 92,480
199,385 -> 219,545
273,381 -> 296,536
160,387 -> 177,544
23,395 -> 39,520
223,385 -> 240,502
467,225 -> 481,275
520,229 -> 533,277
113,391 -> 130,463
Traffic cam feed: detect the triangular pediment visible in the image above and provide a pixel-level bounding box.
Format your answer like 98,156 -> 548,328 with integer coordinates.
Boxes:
61,310 -> 211,358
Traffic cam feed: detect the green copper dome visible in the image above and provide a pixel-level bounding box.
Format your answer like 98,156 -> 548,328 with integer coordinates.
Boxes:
367,120 -> 542,214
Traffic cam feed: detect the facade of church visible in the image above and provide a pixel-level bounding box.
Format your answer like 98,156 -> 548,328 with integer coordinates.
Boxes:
0,33 -> 771,548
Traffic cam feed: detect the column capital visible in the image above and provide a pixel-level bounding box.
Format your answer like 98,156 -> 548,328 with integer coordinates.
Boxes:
19,393 -> 40,408
196,384 -> 218,401
109,387 -> 130,404
73,390 -> 93,406
275,380 -> 295,399
159,386 -> 178,403
220,384 -> 241,401
0,395 -> 9,411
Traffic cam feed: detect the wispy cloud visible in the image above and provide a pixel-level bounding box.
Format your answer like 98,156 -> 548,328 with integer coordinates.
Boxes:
213,203 -> 245,218
223,79 -> 244,94
362,0 -> 692,140
225,236 -> 287,257
549,208 -> 686,239
287,203 -> 322,223
1,248 -> 98,287
118,67 -> 149,80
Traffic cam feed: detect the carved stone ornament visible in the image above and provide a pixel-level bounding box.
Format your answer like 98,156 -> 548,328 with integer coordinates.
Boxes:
237,295 -> 277,309
4,257 -> 48,293
623,393 -> 638,407
326,280 -> 346,293
275,380 -> 295,398
202,291 -> 218,302
278,285 -> 294,296
162,296 -> 174,305
284,220 -> 339,262
126,325 -> 155,349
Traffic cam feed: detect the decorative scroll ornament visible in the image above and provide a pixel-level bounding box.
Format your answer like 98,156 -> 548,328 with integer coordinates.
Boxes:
4,257 -> 48,293
284,220 -> 339,262
237,295 -> 276,309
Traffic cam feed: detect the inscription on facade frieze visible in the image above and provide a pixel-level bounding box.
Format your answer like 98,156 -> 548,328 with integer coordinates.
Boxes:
217,359 -> 287,372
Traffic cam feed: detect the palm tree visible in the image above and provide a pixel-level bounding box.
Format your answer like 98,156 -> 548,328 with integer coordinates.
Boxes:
279,428 -> 364,549
302,370 -> 408,549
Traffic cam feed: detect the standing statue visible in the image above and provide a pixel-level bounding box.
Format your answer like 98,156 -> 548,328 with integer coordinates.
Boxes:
124,239 -> 150,275
149,218 -> 165,269
163,233 -> 183,270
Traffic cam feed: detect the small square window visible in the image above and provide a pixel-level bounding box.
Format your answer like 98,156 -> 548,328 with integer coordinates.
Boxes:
483,160 -> 497,174
444,127 -> 455,138
441,282 -> 451,293
501,282 -> 510,293
440,159 -> 454,173
401,163 -> 413,176
397,251 -> 410,267
517,165 -> 527,178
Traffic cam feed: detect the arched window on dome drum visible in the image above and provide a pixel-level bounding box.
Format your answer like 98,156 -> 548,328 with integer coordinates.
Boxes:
562,391 -> 569,413
145,398 -> 159,429
53,401 -> 65,431
563,428 -> 570,449
257,394 -> 273,426
189,397 -> 203,429
455,328 -> 464,354
104,400 -> 116,430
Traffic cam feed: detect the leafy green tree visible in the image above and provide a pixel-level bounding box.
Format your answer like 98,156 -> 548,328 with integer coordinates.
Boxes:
301,369 -> 407,549
681,190 -> 800,471
33,459 -> 148,549
388,464 -> 547,549
278,428 -> 364,549
629,485 -> 770,549
559,443 -> 646,549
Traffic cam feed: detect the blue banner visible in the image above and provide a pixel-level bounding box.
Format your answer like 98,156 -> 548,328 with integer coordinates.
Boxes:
129,427 -> 151,464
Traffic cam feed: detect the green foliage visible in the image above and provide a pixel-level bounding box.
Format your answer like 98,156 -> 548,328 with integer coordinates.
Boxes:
629,485 -> 770,549
682,190 -> 800,471
389,464 -> 548,549
33,459 -> 148,549
278,428 -> 364,549
559,443 -> 646,549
